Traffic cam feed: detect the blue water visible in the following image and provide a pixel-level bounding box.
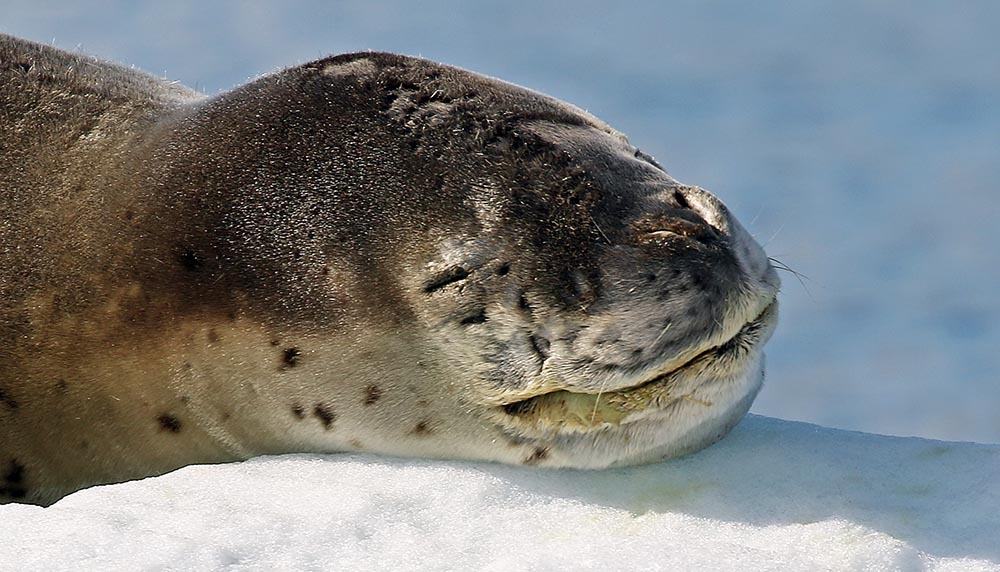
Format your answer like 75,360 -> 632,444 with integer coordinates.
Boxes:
4,1 -> 999,442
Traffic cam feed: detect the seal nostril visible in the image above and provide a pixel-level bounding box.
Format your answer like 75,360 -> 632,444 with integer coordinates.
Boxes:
639,217 -> 712,243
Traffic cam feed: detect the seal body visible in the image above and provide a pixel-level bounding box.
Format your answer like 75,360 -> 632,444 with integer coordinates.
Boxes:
0,34 -> 779,505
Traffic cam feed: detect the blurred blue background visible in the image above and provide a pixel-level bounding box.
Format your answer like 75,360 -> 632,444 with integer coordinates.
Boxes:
4,1 -> 998,443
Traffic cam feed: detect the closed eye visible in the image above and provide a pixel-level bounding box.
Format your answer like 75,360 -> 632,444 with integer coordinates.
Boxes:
423,265 -> 471,293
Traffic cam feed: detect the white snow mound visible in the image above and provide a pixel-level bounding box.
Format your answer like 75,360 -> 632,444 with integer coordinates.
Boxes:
2,415 -> 998,571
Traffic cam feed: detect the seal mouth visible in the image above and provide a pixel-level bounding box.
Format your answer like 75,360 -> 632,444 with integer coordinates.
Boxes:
499,297 -> 779,431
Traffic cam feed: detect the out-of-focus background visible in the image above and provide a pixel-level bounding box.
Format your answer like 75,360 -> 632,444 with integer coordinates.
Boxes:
3,1 -> 997,443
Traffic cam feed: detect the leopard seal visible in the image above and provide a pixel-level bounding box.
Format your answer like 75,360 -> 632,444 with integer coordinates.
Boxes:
0,34 -> 779,506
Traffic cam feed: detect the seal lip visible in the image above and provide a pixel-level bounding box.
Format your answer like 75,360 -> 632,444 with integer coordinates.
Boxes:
623,296 -> 778,391
498,295 -> 779,425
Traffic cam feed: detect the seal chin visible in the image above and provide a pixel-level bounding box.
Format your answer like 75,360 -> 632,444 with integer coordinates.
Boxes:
496,296 -> 778,461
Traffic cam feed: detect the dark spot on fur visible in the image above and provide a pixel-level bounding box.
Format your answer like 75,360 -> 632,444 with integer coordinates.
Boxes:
0,387 -> 18,410
207,329 -> 220,343
363,385 -> 383,406
321,265 -> 331,276
416,399 -> 430,408
646,273 -> 657,282
180,395 -> 190,405
313,404 -> 335,429
496,262 -> 511,276
424,265 -> 470,293
157,414 -> 182,433
412,420 -> 433,435
55,379 -> 69,393
291,404 -> 305,419
349,439 -> 364,449
227,310 -> 238,321
4,460 -> 24,484
691,274 -> 706,291
504,434 -> 531,447
269,339 -> 280,347
518,293 -> 532,312
282,347 -> 301,368
460,309 -> 488,325
178,248 -> 203,272
523,447 -> 549,465
124,209 -> 135,221
0,459 -> 27,499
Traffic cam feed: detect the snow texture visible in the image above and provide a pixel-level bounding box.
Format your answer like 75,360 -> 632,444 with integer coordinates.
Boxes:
3,416 -> 997,571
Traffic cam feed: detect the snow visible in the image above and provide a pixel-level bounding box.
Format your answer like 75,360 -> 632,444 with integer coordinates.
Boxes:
4,416 -> 997,571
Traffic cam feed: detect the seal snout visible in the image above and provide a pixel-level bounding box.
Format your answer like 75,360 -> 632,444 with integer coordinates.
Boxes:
653,185 -> 779,288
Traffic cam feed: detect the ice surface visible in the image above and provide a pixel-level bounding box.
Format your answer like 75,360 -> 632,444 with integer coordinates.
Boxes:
3,416 -> 997,571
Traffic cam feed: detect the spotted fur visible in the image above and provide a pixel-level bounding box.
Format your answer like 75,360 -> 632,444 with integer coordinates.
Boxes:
0,34 -> 778,506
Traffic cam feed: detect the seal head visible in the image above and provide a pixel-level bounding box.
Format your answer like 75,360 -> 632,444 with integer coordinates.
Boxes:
0,35 -> 778,505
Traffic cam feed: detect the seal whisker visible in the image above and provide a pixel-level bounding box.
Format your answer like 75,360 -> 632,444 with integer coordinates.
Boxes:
589,215 -> 613,245
590,379 -> 609,426
768,256 -> 812,297
767,257 -> 809,281
747,205 -> 765,228
761,222 -> 785,248
652,322 -> 672,345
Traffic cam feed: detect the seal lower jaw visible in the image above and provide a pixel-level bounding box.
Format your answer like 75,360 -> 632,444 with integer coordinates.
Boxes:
499,297 -> 779,433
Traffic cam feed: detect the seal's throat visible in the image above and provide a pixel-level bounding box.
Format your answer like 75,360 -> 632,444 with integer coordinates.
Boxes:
500,298 -> 778,431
